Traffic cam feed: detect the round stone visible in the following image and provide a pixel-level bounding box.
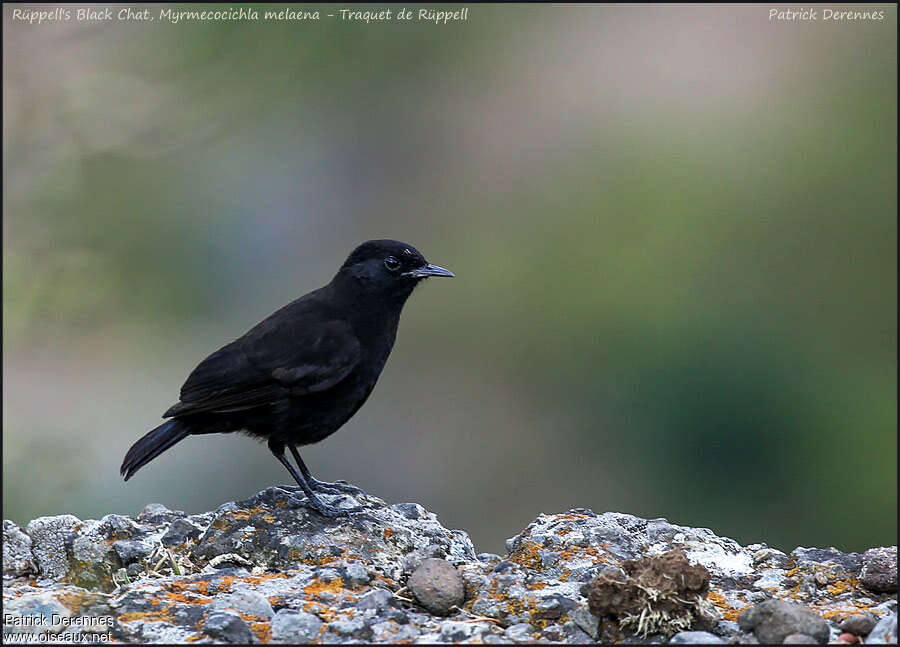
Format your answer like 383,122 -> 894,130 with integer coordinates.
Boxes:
408,558 -> 465,616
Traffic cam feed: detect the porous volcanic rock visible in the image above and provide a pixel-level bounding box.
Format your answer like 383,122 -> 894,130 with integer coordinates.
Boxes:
2,490 -> 896,644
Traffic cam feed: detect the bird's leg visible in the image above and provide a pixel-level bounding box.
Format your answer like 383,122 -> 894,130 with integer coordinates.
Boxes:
268,440 -> 366,517
288,443 -> 369,497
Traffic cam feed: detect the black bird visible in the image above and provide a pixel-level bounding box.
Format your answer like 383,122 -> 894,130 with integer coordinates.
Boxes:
121,240 -> 454,516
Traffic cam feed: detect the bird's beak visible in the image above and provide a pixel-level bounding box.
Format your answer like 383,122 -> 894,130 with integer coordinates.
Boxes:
405,263 -> 455,279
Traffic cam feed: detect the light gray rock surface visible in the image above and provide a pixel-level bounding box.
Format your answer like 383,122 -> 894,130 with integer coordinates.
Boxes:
3,489 -> 897,644
861,547 -> 898,594
737,599 -> 829,643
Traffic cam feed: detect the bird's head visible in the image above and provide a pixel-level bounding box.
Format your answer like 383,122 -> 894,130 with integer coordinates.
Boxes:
334,239 -> 454,304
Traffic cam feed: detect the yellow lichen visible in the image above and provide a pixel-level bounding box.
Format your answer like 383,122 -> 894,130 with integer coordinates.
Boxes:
509,541 -> 543,570
826,577 -> 859,596
707,590 -> 749,623
250,621 -> 271,643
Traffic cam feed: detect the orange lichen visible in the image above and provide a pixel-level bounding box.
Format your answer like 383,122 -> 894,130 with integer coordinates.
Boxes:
509,541 -> 543,570
166,591 -> 212,605
383,527 -> 395,540
216,575 -> 237,593
707,590 -> 749,622
289,549 -> 339,566
303,601 -> 338,622
250,622 -> 271,643
827,577 -> 859,596
55,591 -> 107,614
531,582 -> 547,590
557,528 -> 571,536
211,506 -> 277,530
559,545 -> 603,561
243,573 -> 289,587
169,578 -> 217,597
303,577 -> 344,597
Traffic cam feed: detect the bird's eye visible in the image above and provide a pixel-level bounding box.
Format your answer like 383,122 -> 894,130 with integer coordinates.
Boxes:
384,256 -> 401,272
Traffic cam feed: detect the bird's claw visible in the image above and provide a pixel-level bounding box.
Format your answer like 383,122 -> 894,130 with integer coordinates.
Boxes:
274,487 -> 370,518
309,478 -> 368,497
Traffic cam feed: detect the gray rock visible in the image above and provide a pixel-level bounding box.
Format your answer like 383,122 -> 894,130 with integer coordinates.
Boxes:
738,600 -> 829,644
24,514 -> 81,579
139,503 -> 185,523
541,624 -> 567,641
2,591 -> 72,634
382,608 -> 408,624
161,519 -> 202,546
392,625 -> 420,641
343,562 -> 370,587
440,620 -> 473,642
401,545 -> 445,574
370,620 -> 419,642
211,587 -> 273,620
111,540 -> 152,565
861,547 -> 898,593
3,520 -> 36,577
839,613 -> 877,636
573,605 -> 600,639
203,611 -> 255,643
408,558 -> 465,616
867,614 -> 897,644
471,596 -> 501,618
782,634 -> 818,644
1,489 -> 894,645
391,502 -> 425,520
505,622 -> 537,642
670,631 -> 725,644
271,609 -> 323,643
357,588 -> 394,612
328,617 -> 368,638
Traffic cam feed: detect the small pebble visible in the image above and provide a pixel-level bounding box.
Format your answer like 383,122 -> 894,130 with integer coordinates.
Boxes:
837,632 -> 860,643
839,613 -> 876,636
203,612 -> 254,643
407,558 -> 465,616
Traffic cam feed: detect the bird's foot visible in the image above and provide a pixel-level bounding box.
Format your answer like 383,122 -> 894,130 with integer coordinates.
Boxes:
308,478 -> 368,497
274,487 -> 369,518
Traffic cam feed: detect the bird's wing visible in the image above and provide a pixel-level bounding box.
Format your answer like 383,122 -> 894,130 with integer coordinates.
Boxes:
164,319 -> 360,417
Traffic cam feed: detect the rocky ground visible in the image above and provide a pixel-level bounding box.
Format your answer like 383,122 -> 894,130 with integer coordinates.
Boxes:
3,487 -> 897,644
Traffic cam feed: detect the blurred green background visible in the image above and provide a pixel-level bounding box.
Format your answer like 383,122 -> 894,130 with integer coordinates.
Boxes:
3,4 -> 896,554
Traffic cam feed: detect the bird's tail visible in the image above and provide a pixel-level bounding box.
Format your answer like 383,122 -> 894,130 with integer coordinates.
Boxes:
121,418 -> 191,481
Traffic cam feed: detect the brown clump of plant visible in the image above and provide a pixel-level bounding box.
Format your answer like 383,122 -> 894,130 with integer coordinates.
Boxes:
588,548 -> 717,637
